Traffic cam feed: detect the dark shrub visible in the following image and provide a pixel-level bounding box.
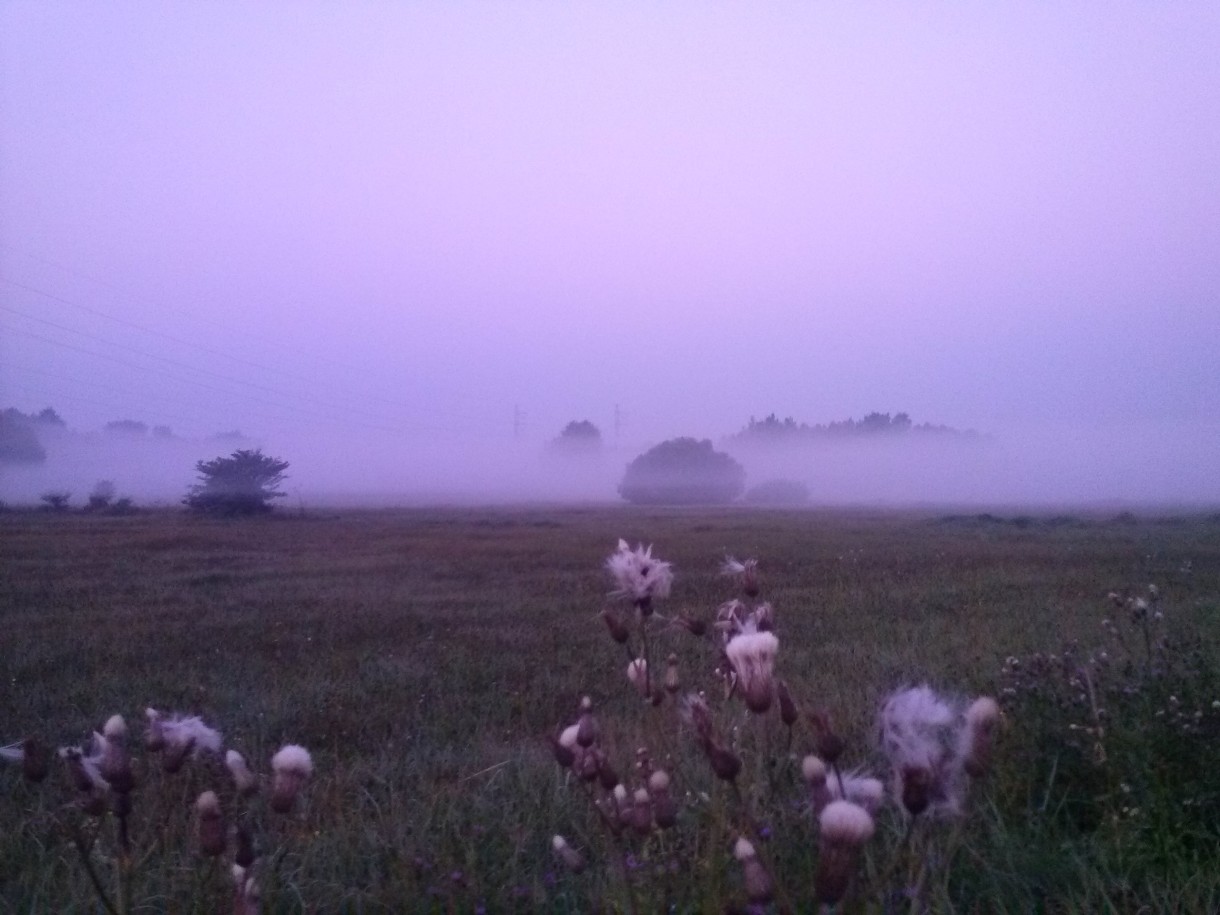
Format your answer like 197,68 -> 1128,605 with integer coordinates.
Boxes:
618,438 -> 745,505
744,478 -> 810,506
184,449 -> 289,516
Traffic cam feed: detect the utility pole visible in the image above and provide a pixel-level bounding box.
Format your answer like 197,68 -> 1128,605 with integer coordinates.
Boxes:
513,404 -> 526,438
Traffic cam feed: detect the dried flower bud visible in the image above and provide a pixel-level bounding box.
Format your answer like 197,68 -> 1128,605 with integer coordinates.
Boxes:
226,749 -> 259,796
649,771 -> 678,828
576,710 -> 599,748
552,835 -> 586,873
98,730 -> 134,795
652,791 -> 679,829
705,740 -> 742,782
808,709 -> 845,764
963,697 -> 1001,778
21,737 -> 50,783
232,864 -> 260,915
196,791 -> 226,857
734,837 -> 774,904
600,608 -> 630,644
234,823 -> 256,868
613,783 -> 631,816
630,787 -> 653,835
678,613 -> 708,637
162,736 -> 195,774
61,748 -> 104,793
900,765 -> 932,817
776,679 -> 798,726
144,708 -> 166,752
801,754 -> 834,813
597,756 -> 620,791
576,698 -> 599,747
682,693 -> 715,742
753,602 -> 775,632
550,735 -> 576,769
664,654 -> 681,694
576,747 -> 602,782
815,801 -> 874,906
626,659 -> 649,698
269,745 -> 313,814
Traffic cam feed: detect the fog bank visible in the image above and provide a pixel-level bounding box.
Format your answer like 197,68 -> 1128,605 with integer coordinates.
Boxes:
2,420 -> 1216,510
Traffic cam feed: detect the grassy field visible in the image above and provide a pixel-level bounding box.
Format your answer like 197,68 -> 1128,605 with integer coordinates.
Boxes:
2,507 -> 1219,913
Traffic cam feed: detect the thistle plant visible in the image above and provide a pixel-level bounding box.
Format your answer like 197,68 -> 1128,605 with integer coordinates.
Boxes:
998,583 -> 1220,856
1,709 -> 315,915
548,541 -> 1003,913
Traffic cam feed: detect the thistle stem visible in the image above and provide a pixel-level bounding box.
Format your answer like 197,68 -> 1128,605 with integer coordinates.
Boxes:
69,827 -> 120,915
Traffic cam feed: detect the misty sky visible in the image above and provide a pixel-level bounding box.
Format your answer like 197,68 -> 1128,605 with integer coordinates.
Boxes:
2,2 -> 1219,502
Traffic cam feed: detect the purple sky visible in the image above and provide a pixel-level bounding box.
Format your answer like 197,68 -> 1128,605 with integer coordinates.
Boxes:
2,2 -> 1219,503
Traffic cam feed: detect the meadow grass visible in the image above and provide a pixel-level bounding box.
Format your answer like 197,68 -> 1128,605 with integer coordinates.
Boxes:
2,507 -> 1218,912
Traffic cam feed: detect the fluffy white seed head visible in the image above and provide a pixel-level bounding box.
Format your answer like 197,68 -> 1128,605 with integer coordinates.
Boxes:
966,697 -> 1000,730
725,631 -> 779,672
225,750 -> 257,794
161,715 -> 223,756
733,836 -> 757,861
558,724 -> 580,749
271,745 -> 313,779
103,715 -> 127,740
726,631 -> 779,712
648,769 -> 670,793
879,684 -> 969,815
819,800 -> 875,846
551,834 -> 586,872
801,755 -> 827,785
627,659 -> 648,689
606,541 -> 674,603
195,790 -> 221,815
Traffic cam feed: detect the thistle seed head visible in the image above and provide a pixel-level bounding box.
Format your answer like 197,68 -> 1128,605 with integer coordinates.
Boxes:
269,744 -> 313,814
196,791 -> 226,857
664,654 -> 681,694
551,835 -> 586,873
815,801 -> 874,906
226,749 -> 258,796
725,631 -> 779,715
626,659 -> 649,697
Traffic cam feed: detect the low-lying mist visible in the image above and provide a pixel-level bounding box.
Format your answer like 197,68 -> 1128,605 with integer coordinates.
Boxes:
2,421 -> 1217,510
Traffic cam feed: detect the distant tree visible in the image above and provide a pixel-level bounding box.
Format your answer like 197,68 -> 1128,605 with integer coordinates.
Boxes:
730,411 -> 977,445
40,490 -> 72,512
35,407 -> 65,427
0,411 -> 47,464
184,449 -> 289,516
550,420 -> 603,455
105,419 -> 149,436
86,480 -> 117,511
744,478 -> 810,506
152,425 -> 175,440
618,437 -> 746,505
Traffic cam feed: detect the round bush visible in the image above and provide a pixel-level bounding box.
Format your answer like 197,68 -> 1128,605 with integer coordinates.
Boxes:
618,438 -> 746,505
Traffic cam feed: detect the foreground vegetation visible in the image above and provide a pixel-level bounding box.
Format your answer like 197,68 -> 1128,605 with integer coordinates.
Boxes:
2,507 -> 1218,912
